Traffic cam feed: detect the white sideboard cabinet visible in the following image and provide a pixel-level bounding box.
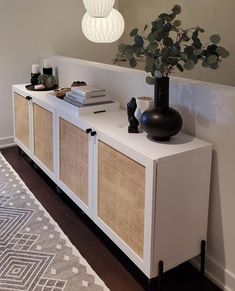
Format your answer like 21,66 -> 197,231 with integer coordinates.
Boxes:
12,84 -> 212,280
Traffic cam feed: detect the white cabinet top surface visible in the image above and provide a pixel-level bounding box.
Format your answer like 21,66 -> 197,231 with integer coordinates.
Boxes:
13,84 -> 212,160
79,110 -> 212,160
13,84 -> 80,115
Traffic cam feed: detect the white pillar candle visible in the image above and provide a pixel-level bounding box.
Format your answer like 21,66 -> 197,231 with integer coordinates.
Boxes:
43,59 -> 51,68
32,64 -> 40,74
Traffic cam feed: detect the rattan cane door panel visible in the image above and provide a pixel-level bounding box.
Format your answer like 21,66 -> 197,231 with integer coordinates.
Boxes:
14,94 -> 30,149
98,141 -> 145,258
33,104 -> 53,171
60,118 -> 89,206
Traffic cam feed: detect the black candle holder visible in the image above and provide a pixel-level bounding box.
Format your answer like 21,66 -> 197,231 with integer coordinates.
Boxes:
30,73 -> 41,86
43,67 -> 53,75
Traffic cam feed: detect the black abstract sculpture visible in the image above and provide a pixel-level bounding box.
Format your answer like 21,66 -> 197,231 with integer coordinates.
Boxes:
127,98 -> 139,134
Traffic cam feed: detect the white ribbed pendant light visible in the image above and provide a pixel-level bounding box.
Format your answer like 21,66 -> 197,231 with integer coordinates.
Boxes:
83,0 -> 115,17
82,9 -> 125,43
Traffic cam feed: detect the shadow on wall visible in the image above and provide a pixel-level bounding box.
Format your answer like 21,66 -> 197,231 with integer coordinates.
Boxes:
170,81 -> 216,136
207,151 -> 225,286
170,79 -> 226,286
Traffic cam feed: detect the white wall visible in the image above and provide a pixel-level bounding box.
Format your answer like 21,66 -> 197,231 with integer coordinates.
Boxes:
119,0 -> 234,87
0,0 -> 118,147
52,56 -> 235,291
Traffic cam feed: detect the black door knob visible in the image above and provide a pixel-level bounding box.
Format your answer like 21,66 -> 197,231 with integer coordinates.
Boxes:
91,131 -> 97,136
26,96 -> 32,101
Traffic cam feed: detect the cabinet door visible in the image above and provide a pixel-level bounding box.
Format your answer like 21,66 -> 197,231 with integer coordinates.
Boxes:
14,93 -> 30,151
93,134 -> 155,276
33,103 -> 53,172
98,141 -> 145,257
60,118 -> 89,206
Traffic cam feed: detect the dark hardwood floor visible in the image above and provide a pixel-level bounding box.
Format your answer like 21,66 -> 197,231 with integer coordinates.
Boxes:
1,146 -> 221,291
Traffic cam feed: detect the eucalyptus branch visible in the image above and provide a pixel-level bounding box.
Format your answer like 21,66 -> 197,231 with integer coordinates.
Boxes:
114,4 -> 230,84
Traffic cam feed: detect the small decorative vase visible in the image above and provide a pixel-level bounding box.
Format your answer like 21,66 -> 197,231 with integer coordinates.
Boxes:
141,77 -> 183,141
134,97 -> 154,131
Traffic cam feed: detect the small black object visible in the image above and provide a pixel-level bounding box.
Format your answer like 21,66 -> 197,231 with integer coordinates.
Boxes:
25,84 -> 58,91
158,260 -> 164,291
200,240 -> 206,276
30,73 -> 40,86
18,147 -> 23,156
56,185 -> 63,195
127,97 -> 139,134
141,77 -> 182,141
43,67 -> 53,75
26,96 -> 32,101
86,128 -> 92,134
91,131 -> 97,136
33,162 -> 39,170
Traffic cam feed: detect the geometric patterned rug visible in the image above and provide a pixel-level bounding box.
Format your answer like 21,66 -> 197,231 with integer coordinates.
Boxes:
0,153 -> 109,291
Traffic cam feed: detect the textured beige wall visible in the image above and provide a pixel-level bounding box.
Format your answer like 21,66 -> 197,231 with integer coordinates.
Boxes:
119,0 -> 234,86
0,0 -> 118,144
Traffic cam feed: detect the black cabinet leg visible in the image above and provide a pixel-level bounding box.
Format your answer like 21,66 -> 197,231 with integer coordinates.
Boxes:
158,260 -> 164,290
33,162 -> 39,170
18,147 -> 22,156
200,240 -> 206,276
56,185 -> 63,195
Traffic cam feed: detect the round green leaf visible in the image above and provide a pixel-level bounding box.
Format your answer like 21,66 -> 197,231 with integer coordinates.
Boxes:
163,23 -> 173,32
184,46 -> 194,55
145,57 -> 155,73
210,34 -> 221,44
166,13 -> 176,22
147,43 -> 159,53
129,58 -> 137,68
201,60 -> 209,68
188,54 -> 198,63
180,53 -> 188,61
197,27 -> 205,33
124,46 -> 135,60
152,19 -> 164,30
159,13 -> 169,21
173,20 -> 181,27
130,28 -> 138,37
163,37 -> 174,47
154,70 -> 163,78
216,47 -> 230,58
172,5 -> 181,15
146,76 -> 155,85
194,49 -> 203,56
147,31 -> 159,43
207,55 -> 218,64
134,35 -> 144,47
118,43 -> 126,53
210,62 -> 219,70
184,60 -> 195,70
193,39 -> 202,49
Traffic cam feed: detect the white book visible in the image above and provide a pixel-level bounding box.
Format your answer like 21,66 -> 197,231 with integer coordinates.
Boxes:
71,85 -> 106,98
64,96 -> 113,108
66,93 -> 111,104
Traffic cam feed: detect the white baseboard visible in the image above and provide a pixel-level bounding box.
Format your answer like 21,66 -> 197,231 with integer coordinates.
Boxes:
191,255 -> 235,291
0,136 -> 15,149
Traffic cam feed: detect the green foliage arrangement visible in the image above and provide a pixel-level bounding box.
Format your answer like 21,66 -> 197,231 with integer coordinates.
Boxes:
114,5 -> 230,85
38,74 -> 56,89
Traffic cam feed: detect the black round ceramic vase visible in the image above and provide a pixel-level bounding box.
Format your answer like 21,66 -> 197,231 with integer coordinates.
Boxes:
141,77 -> 183,141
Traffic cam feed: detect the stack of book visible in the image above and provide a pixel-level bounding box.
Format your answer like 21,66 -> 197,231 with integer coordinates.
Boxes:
64,86 -> 111,107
